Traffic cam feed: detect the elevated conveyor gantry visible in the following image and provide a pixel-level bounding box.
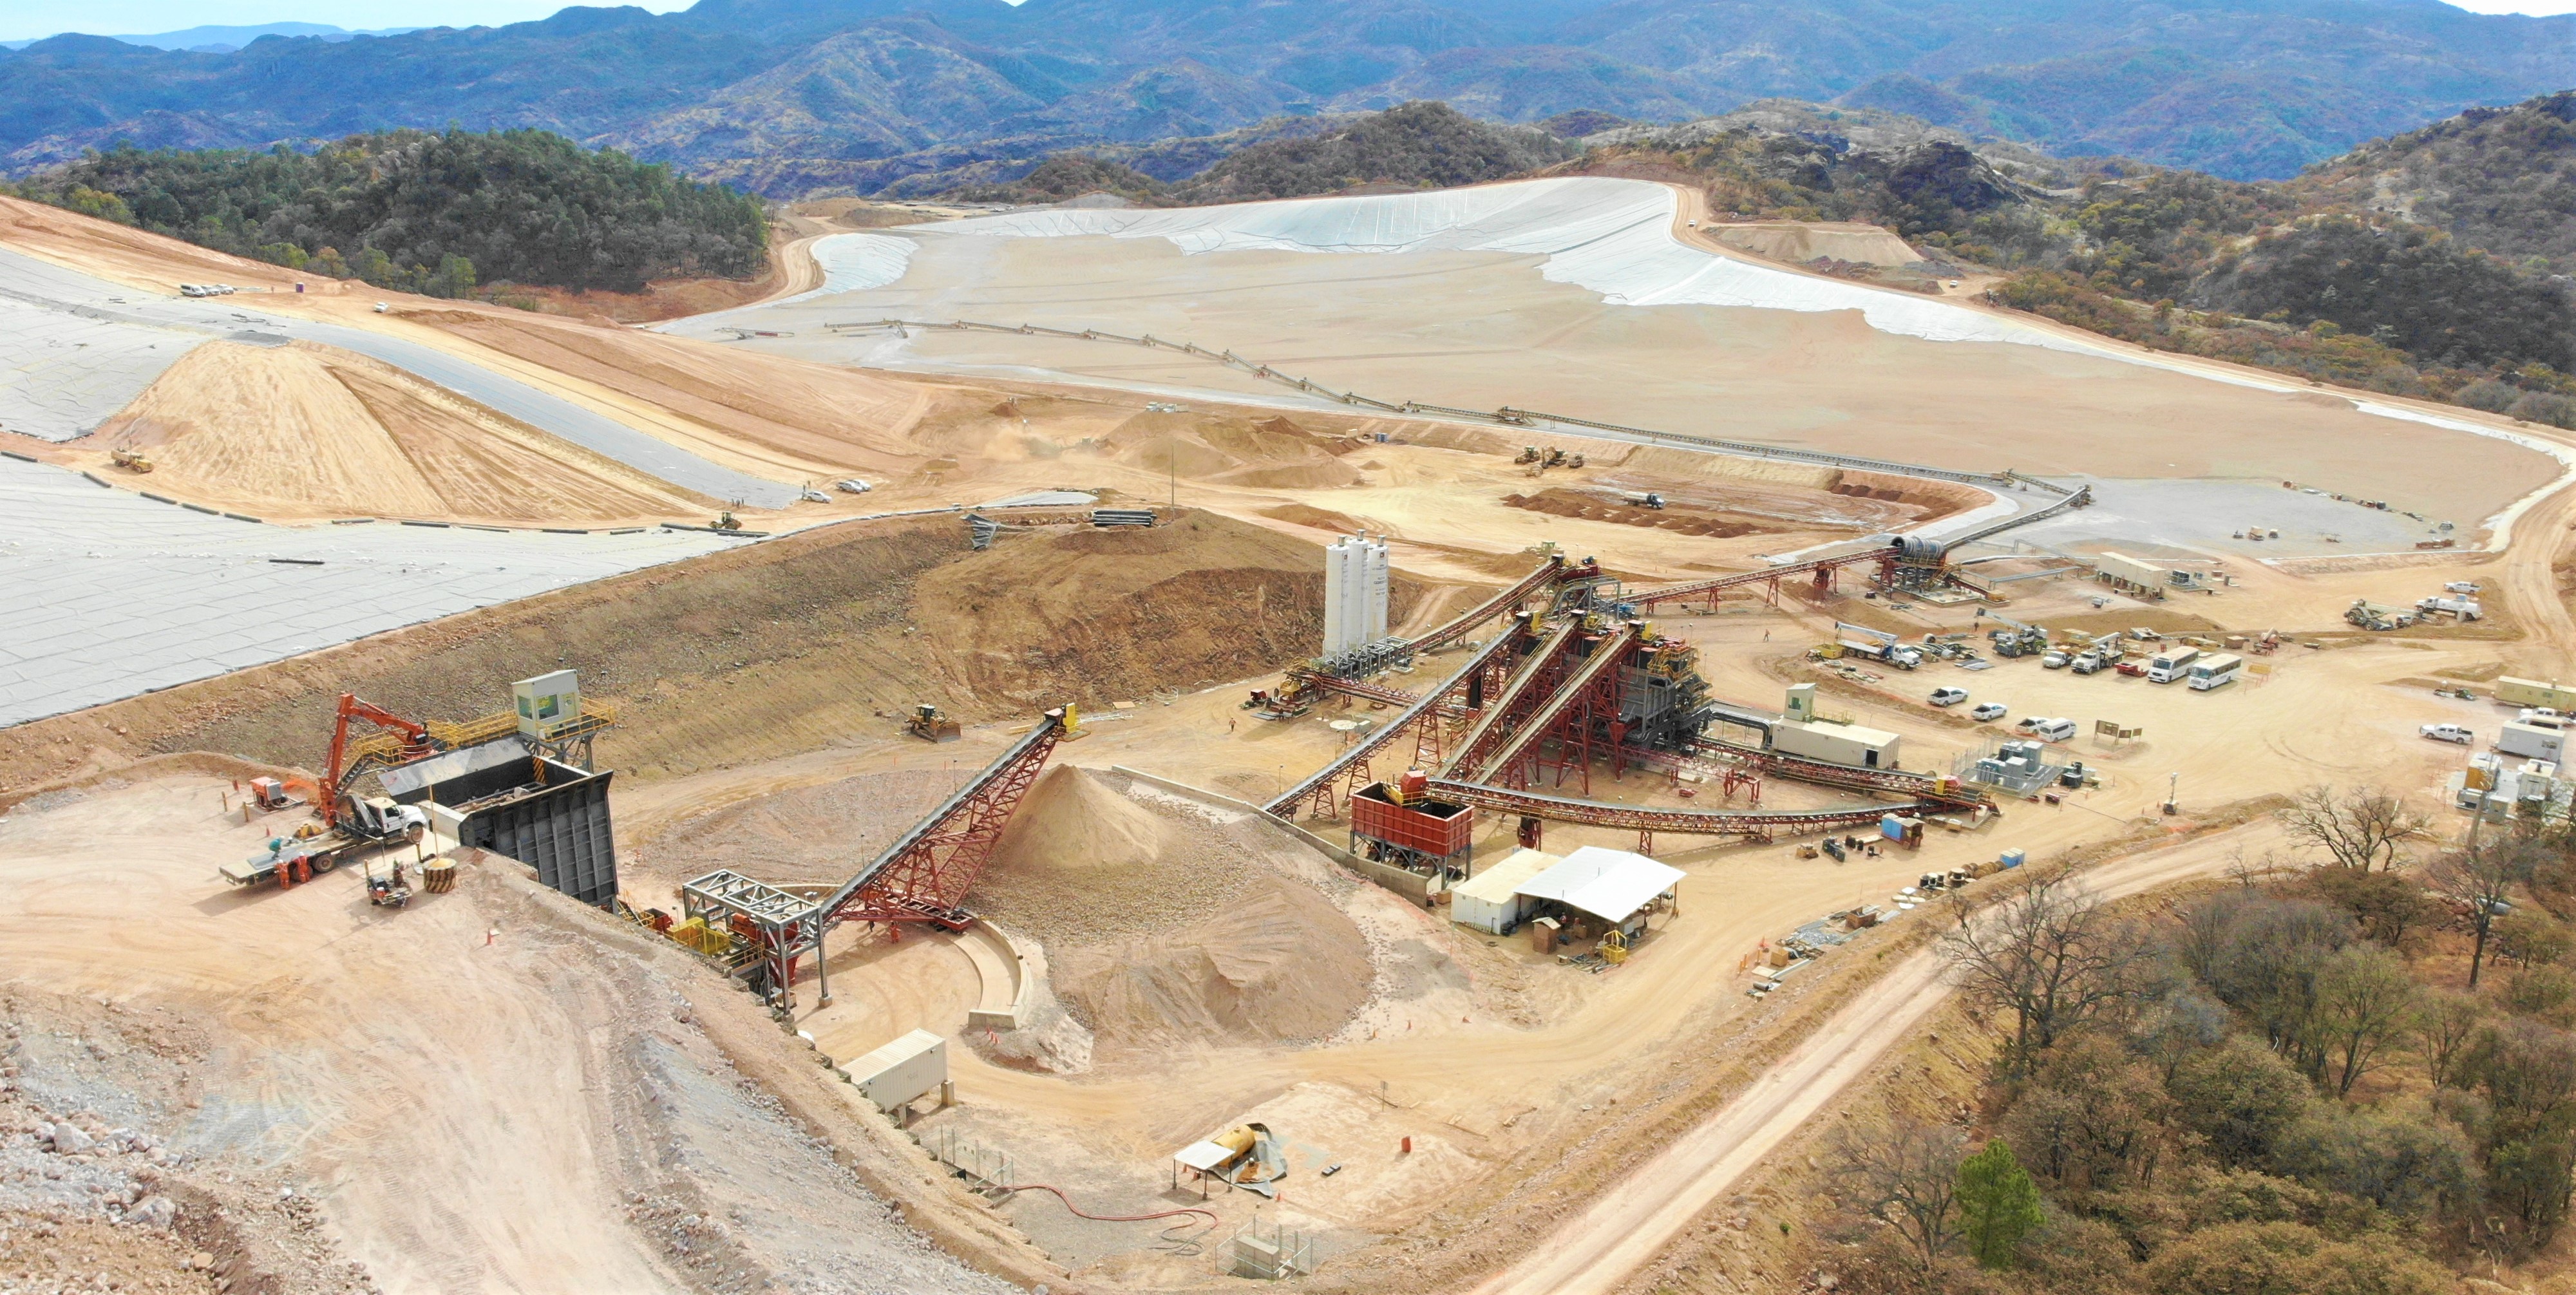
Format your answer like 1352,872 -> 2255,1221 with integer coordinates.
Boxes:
682,708 -> 1067,1003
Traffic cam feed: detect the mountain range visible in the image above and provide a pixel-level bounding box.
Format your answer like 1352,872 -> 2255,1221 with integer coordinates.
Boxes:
0,0 -> 2567,193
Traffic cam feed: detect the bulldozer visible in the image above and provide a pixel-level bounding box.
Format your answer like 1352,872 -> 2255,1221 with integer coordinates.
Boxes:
712,510 -> 744,531
1514,446 -> 1541,464
1543,447 -> 1569,469
905,703 -> 962,742
109,448 -> 152,473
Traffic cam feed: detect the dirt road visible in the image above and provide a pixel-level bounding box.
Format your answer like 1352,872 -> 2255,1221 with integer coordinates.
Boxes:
1465,821 -> 2284,1295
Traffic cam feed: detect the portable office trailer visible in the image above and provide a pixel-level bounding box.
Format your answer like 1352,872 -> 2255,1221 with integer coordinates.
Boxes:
2500,678 -> 2576,712
1770,718 -> 1902,768
2501,721 -> 2570,762
1449,847 -> 1560,935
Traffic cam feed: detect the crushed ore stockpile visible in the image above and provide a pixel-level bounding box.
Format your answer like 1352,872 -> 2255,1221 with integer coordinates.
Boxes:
634,768 -> 972,885
0,455 -> 730,726
971,767 -> 1374,1054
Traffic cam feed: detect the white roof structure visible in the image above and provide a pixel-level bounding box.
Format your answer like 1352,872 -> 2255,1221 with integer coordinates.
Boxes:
1451,848 -> 1559,905
981,489 -> 1097,507
1513,846 -> 1685,923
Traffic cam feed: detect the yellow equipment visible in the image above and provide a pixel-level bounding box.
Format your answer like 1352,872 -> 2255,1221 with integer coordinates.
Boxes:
1515,446 -> 1540,464
907,704 -> 962,742
1598,928 -> 1629,965
712,511 -> 744,531
109,448 -> 152,473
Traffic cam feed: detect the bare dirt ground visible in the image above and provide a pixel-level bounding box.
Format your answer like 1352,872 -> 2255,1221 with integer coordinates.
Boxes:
10,179 -> 2576,1294
0,771 -> 1039,1295
713,207 -> 2557,538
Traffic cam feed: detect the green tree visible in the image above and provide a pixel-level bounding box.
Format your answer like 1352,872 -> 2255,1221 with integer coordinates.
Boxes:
1956,1139 -> 2045,1269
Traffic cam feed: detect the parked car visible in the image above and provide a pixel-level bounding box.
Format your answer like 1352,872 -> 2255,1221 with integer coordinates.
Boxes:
1929,687 -> 1969,706
1970,702 -> 2009,722
2041,651 -> 2071,669
2114,661 -> 2147,677
2421,723 -> 2474,745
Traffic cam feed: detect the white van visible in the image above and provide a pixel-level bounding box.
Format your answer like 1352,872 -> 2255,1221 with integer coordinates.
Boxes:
2025,717 -> 2077,742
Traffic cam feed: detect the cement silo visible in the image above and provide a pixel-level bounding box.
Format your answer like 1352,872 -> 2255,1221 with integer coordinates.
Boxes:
1323,533 -> 1390,655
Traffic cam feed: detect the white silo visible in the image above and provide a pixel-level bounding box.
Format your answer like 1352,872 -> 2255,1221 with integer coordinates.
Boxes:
1324,533 -> 1390,655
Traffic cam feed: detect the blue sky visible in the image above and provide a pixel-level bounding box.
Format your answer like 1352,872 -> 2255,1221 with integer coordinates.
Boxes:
3,0 -> 2568,42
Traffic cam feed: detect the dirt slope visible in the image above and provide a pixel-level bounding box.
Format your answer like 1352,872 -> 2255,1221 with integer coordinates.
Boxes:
80,340 -> 703,523
402,308 -> 949,475
0,509 -> 1343,797
0,776 -> 1028,1295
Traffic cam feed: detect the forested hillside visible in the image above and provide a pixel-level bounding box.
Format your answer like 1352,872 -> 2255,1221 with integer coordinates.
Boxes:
2290,90 -> 2576,276
0,0 -> 2564,191
946,103 -> 1574,204
1580,96 -> 2576,430
1803,797 -> 2576,1292
8,129 -> 768,294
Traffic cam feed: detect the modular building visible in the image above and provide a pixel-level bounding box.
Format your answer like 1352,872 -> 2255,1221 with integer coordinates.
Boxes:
2094,552 -> 2169,599
840,1029 -> 947,1115
2501,721 -> 2570,762
1449,847 -> 1560,935
1771,717 -> 1902,768
2500,678 -> 2576,712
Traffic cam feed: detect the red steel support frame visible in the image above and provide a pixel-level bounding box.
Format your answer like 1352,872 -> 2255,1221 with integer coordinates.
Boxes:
1623,549 -> 1899,610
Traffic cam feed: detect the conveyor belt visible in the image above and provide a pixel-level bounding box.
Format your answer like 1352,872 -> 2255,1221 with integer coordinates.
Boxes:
1464,623 -> 1637,784
1426,778 -> 1939,838
1265,631 -> 1520,815
1407,557 -> 1564,652
1439,618 -> 1580,779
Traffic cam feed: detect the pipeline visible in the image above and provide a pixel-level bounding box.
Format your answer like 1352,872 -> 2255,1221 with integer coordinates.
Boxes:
996,1184 -> 1220,1254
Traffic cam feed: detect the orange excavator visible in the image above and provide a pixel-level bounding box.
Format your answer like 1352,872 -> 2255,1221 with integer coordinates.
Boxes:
226,694 -> 442,889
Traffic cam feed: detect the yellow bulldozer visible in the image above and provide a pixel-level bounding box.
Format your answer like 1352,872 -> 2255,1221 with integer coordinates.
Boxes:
905,704 -> 962,742
110,448 -> 152,473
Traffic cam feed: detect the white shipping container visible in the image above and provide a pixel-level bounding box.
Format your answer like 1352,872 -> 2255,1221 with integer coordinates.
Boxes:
841,1029 -> 947,1113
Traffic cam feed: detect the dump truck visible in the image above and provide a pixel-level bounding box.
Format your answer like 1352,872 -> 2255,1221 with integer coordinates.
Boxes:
1834,622 -> 1921,669
906,704 -> 963,742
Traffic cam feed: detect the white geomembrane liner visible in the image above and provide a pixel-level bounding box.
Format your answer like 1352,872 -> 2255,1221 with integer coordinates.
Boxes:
0,456 -> 731,726
917,178 -> 2124,355
661,232 -> 917,334
0,246 -> 800,507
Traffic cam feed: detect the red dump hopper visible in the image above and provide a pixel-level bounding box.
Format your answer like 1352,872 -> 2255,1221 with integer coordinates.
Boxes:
1350,782 -> 1475,859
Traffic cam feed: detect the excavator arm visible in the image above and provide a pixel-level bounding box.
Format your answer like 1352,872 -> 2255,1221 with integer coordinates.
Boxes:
322,694 -> 442,827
